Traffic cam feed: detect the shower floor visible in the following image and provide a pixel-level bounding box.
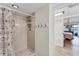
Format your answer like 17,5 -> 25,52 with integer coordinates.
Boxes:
15,49 -> 35,56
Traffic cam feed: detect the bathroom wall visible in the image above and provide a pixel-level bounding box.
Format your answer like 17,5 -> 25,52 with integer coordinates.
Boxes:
27,13 -> 35,53
49,4 -> 55,56
12,14 -> 27,53
35,4 -> 49,56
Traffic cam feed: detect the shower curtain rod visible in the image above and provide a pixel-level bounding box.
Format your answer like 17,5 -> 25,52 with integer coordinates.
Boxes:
0,5 -> 34,17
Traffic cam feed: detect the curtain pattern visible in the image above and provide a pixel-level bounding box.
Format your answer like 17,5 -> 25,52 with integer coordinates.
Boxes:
0,8 -> 15,56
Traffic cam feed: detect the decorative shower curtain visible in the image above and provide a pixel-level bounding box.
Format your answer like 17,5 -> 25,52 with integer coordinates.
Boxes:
0,8 -> 15,56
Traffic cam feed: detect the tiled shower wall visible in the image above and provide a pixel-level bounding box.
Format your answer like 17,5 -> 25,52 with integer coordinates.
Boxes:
12,15 -> 27,53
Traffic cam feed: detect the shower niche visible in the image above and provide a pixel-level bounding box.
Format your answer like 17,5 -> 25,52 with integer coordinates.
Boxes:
26,15 -> 35,53
27,16 -> 31,31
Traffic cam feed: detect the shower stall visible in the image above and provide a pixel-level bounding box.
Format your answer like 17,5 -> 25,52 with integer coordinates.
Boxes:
0,7 -> 35,56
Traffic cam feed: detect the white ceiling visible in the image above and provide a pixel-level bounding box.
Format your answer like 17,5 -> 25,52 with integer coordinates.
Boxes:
0,3 -> 79,16
0,3 -> 72,15
53,3 -> 79,10
0,3 -> 47,16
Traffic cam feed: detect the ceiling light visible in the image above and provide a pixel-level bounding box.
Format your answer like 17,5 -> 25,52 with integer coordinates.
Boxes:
12,4 -> 19,9
55,11 -> 64,16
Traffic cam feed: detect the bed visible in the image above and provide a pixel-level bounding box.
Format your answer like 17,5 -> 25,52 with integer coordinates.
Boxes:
64,32 -> 73,40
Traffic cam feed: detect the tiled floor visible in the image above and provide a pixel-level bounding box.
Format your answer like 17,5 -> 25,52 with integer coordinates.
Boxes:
55,36 -> 79,56
15,49 -> 33,56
